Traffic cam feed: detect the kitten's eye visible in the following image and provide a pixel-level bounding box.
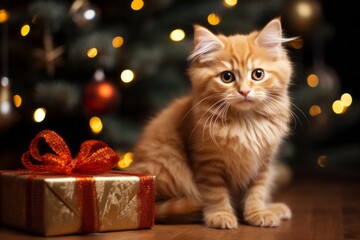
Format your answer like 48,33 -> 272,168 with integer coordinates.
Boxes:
251,68 -> 265,81
220,71 -> 235,83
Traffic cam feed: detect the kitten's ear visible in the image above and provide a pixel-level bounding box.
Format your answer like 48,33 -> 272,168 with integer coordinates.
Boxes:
256,18 -> 289,57
188,25 -> 224,63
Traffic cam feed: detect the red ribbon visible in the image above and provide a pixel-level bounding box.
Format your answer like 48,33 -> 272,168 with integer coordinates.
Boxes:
20,130 -> 120,234
21,130 -> 119,175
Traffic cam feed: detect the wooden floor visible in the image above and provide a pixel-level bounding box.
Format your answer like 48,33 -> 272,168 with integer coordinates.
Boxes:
1,178 -> 359,240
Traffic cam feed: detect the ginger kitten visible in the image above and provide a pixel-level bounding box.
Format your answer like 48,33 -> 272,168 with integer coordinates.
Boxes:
128,18 -> 295,229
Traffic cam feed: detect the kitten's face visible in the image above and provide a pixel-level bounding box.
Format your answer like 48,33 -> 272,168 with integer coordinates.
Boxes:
188,19 -> 293,113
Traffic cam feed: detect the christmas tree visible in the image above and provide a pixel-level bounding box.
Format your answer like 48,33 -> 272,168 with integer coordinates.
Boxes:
0,0 -> 359,177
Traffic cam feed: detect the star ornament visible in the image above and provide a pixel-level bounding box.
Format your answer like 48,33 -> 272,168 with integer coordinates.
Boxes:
33,29 -> 65,77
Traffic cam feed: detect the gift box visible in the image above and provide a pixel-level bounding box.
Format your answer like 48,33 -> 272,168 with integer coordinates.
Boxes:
0,171 -> 155,236
0,130 -> 155,236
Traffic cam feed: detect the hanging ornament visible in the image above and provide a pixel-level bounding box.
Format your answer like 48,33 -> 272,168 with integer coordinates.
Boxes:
70,0 -> 100,27
0,76 -> 16,130
0,16 -> 16,130
83,69 -> 120,115
33,27 -> 65,78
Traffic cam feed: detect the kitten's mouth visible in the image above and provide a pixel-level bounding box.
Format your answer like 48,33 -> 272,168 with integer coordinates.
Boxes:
235,98 -> 256,110
239,97 -> 254,103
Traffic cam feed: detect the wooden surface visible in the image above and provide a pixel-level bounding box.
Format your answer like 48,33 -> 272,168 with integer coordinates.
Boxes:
1,178 -> 359,240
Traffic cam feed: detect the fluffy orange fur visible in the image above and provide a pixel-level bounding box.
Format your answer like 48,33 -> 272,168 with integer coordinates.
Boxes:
127,18 -> 294,229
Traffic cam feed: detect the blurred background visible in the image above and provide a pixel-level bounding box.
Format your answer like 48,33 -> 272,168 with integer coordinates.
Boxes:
0,0 -> 359,179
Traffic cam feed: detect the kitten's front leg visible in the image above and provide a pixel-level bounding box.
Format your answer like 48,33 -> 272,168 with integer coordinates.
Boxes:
196,160 -> 238,229
243,167 -> 291,227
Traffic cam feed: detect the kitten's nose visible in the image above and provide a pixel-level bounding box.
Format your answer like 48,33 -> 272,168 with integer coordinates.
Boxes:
239,89 -> 251,97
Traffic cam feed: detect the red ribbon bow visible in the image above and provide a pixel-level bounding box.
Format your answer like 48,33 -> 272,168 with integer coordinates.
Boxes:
22,130 -> 119,175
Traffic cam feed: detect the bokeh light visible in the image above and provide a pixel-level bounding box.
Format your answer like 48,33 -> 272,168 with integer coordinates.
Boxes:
84,9 -> 96,20
13,95 -> 22,108
131,0 -> 144,11
223,0 -> 237,7
296,1 -> 313,19
207,13 -> 220,26
98,83 -> 114,98
307,74 -> 319,87
1,76 -> 9,86
0,102 -> 10,114
87,47 -> 98,58
0,9 -> 9,23
20,24 -> 30,37
33,108 -> 46,123
170,29 -> 185,42
317,155 -> 328,168
120,69 -> 135,83
309,105 -> 321,117
332,100 -> 345,114
112,36 -> 124,48
89,116 -> 103,134
117,152 -> 133,169
340,93 -> 352,107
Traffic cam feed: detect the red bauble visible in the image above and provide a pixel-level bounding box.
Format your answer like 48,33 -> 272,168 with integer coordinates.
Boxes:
83,80 -> 120,115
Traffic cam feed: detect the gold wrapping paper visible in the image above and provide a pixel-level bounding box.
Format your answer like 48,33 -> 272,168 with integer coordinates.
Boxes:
0,171 -> 155,236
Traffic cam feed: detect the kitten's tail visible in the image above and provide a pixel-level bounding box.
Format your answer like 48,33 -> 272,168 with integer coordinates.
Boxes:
155,198 -> 203,224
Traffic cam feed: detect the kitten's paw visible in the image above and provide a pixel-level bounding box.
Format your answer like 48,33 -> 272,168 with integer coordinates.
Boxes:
204,211 -> 238,229
244,209 -> 281,227
267,203 -> 292,220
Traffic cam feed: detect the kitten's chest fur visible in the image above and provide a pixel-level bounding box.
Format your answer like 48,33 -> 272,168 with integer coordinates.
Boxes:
186,101 -> 289,189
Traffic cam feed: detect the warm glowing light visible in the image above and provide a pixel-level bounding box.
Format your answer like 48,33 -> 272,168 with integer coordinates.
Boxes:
98,83 -> 114,98
120,69 -> 135,83
21,24 -> 30,37
89,116 -> 103,134
307,74 -> 319,87
33,108 -> 46,123
84,9 -> 96,20
340,93 -> 352,107
87,47 -> 98,58
309,105 -> 321,117
223,0 -> 237,7
117,152 -> 133,169
0,9 -> 9,23
291,38 -> 303,49
207,13 -> 221,26
332,100 -> 345,114
317,155 -> 328,168
1,76 -> 9,86
94,69 -> 105,81
131,0 -> 144,11
13,95 -> 22,108
170,29 -> 185,42
112,36 -> 124,48
0,102 -> 10,114
296,1 -> 312,19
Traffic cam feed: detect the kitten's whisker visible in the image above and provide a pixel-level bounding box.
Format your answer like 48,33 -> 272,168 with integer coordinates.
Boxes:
202,98 -> 227,146
265,95 -> 306,131
209,100 -> 228,147
290,102 -> 309,124
187,94 -> 227,141
220,100 -> 231,127
221,97 -> 236,125
189,94 -> 228,143
209,96 -> 236,141
179,94 -> 224,127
